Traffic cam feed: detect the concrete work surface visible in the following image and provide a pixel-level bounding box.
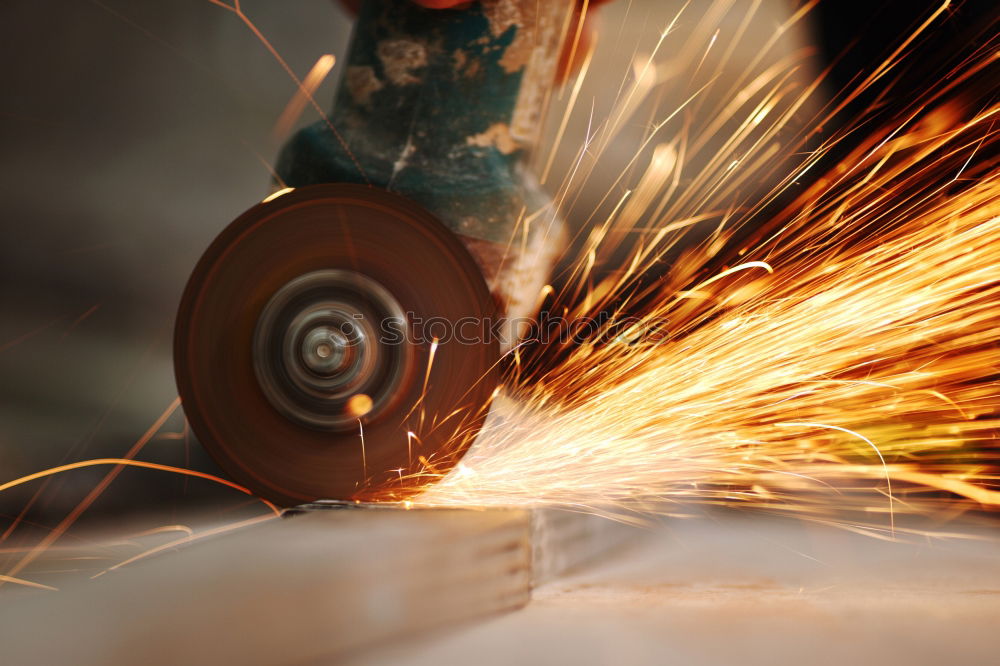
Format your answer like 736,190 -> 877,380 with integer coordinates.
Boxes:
357,514 -> 1000,666
0,507 -> 618,664
5,510 -> 995,665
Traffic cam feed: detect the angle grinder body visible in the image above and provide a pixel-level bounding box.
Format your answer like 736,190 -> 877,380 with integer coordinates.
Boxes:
175,0 -> 574,505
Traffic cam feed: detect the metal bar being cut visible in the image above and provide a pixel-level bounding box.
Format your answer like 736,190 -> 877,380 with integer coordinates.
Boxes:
0,507 -> 615,665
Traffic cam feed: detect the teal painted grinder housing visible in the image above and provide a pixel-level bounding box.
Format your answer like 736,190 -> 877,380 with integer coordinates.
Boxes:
277,0 -> 574,331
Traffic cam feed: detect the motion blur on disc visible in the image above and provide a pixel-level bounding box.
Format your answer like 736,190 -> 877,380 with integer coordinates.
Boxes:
174,184 -> 500,506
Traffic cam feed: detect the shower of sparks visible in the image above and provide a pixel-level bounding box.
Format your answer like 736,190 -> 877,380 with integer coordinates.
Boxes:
1,2 -> 997,585
393,2 -> 1000,535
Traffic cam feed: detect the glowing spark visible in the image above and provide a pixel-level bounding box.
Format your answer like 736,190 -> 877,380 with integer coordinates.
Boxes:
273,54 -> 335,140
359,419 -> 367,481
0,317 -> 62,354
687,261 -> 773,291
62,304 -> 101,338
559,0 -> 591,102
3,399 -> 184,583
347,393 -> 374,418
262,187 -> 294,203
0,574 -> 57,592
206,0 -> 369,183
776,422 -> 894,535
126,525 -> 195,539
407,431 -> 417,465
0,458 -> 280,514
374,8 -> 1000,537
692,29 -> 720,80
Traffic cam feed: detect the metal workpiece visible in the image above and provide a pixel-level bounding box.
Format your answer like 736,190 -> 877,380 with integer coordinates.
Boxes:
0,506 -> 621,666
277,0 -> 573,329
283,501 -> 622,586
0,508 -> 535,666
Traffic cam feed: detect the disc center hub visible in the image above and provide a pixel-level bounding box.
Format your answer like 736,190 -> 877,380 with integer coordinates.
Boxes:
253,270 -> 410,431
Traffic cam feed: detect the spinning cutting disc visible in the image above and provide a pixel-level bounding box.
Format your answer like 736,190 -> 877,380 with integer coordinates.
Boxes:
175,184 -> 500,505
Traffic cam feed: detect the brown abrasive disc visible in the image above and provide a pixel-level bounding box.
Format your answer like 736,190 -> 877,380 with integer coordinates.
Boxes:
174,184 -> 500,506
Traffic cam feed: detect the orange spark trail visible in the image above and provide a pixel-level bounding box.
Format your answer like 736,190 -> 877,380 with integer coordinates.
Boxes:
346,6 -> 1000,536
62,304 -> 101,338
206,0 -> 369,183
0,317 -> 62,354
0,459 -> 279,516
0,574 -> 58,592
273,54 -> 336,140
1,399 -> 181,584
1,338 -> 163,549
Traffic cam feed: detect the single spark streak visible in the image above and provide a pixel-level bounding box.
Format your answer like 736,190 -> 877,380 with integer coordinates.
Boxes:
0,458 -> 279,515
359,419 -> 367,481
90,514 -> 276,578
62,304 -> 101,338
244,140 -> 287,187
87,0 -> 227,84
0,317 -> 62,354
687,261 -> 773,291
953,133 -> 986,182
541,36 -> 595,183
775,422 -> 894,535
272,54 -> 335,140
0,574 -> 57,592
422,338 -> 439,398
262,187 -> 294,203
401,338 -> 442,441
692,29 -> 720,81
207,1 -> 369,183
559,0 -> 590,102
126,525 -> 194,539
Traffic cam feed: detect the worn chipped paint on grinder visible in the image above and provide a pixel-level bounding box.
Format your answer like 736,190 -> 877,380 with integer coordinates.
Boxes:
278,0 -> 574,340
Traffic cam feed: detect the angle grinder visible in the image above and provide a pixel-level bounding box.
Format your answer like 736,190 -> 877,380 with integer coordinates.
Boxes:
174,0 -> 574,505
